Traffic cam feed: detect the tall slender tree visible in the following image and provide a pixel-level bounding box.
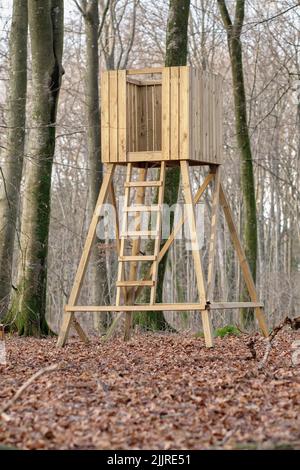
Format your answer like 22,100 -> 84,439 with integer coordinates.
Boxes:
217,0 -> 258,327
0,0 -> 28,317
6,0 -> 64,335
74,0 -> 110,333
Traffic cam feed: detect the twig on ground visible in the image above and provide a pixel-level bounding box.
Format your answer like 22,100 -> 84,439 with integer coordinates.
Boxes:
0,363 -> 60,417
258,316 -> 299,369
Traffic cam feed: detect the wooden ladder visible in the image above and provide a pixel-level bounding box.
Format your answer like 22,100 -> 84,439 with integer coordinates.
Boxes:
116,162 -> 166,313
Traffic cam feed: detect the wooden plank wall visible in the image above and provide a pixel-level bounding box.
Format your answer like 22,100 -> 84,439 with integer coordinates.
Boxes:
101,67 -> 223,164
162,66 -> 189,161
101,69 -> 127,163
127,83 -> 162,153
189,69 -> 223,164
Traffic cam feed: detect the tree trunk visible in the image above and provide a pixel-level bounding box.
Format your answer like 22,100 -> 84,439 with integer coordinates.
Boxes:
82,0 -> 109,333
6,0 -> 64,336
218,0 -> 257,328
0,0 -> 27,318
136,0 -> 190,329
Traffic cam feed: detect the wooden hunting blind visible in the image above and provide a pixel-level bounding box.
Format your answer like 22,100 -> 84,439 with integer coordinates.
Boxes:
101,67 -> 222,164
57,66 -> 268,348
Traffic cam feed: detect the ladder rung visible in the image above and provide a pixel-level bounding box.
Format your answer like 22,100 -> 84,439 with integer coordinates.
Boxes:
116,280 -> 155,287
118,255 -> 157,262
125,181 -> 163,188
121,230 -> 158,237
125,205 -> 160,212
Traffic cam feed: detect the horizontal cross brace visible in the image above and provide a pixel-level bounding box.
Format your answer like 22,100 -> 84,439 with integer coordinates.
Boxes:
65,301 -> 263,312
125,181 -> 162,188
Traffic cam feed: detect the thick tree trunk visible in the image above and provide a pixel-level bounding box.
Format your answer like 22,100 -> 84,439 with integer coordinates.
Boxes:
6,0 -> 64,336
218,0 -> 257,328
136,0 -> 190,329
83,1 -> 109,333
0,0 -> 27,317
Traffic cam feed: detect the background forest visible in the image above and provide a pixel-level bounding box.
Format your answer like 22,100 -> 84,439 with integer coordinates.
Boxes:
0,0 -> 299,337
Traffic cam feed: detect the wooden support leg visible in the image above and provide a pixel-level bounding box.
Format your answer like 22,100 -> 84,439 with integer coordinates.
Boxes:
57,164 -> 115,347
180,161 -> 214,348
207,166 -> 221,302
220,183 -> 269,337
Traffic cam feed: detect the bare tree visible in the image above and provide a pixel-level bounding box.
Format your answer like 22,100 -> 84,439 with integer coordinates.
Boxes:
218,0 -> 258,328
0,0 -> 28,317
6,0 -> 64,335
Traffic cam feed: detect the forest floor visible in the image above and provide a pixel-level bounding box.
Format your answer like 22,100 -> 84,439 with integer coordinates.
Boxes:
0,330 -> 299,450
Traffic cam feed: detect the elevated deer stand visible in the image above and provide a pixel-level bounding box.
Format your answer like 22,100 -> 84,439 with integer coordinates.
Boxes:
57,67 -> 268,348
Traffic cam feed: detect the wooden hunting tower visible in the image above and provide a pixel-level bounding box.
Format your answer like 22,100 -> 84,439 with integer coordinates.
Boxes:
57,67 -> 268,348
101,67 -> 222,164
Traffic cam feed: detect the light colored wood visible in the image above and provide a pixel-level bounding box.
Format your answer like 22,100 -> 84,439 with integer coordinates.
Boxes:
198,70 -> 203,161
191,68 -> 196,160
138,85 -> 147,151
119,255 -> 157,262
127,151 -> 162,162
116,280 -> 155,287
109,71 -> 118,162
65,303 -> 211,312
146,86 -> 152,151
206,167 -> 221,301
162,68 -> 170,160
208,302 -> 264,309
72,318 -> 89,343
155,84 -> 162,151
220,183 -> 269,337
57,164 -> 115,347
125,181 -> 162,188
180,161 -> 213,347
64,302 -> 263,312
179,66 -> 189,160
127,67 -> 163,75
118,70 -> 126,162
101,71 -> 110,163
170,67 -> 179,160
101,66 -> 223,164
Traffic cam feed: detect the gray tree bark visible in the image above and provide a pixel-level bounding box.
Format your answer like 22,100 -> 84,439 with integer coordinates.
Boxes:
6,0 -> 64,336
80,0 -> 110,333
218,0 -> 258,328
0,0 -> 28,317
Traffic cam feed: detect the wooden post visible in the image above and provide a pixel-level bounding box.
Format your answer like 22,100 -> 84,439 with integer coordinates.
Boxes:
220,183 -> 269,337
180,161 -> 214,347
207,166 -> 220,301
57,164 -> 115,347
